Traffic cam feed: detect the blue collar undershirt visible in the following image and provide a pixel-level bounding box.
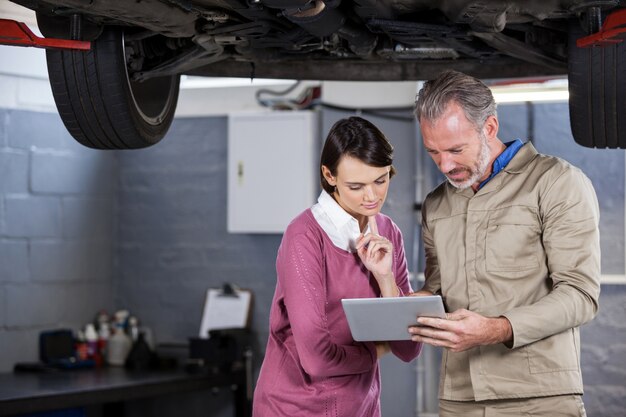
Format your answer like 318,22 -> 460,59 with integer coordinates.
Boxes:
477,139 -> 525,190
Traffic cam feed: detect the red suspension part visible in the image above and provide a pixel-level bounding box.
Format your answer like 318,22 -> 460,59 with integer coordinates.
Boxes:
577,8 -> 626,48
0,18 -> 90,50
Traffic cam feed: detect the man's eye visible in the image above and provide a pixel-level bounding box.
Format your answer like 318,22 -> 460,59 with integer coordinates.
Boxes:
450,149 -> 462,154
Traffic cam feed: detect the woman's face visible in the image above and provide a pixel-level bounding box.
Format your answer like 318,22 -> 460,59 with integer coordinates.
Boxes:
323,155 -> 391,226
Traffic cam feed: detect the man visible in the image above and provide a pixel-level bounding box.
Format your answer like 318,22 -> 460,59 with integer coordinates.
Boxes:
409,70 -> 600,416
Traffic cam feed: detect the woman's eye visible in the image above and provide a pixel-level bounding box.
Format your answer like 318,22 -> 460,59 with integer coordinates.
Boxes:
375,179 -> 387,185
349,186 -> 362,191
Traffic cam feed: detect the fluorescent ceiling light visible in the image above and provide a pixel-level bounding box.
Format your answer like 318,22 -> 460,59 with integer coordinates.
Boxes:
180,75 -> 298,89
493,90 -> 569,103
490,78 -> 569,103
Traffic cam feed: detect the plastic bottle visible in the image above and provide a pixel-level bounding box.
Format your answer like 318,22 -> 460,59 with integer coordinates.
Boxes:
114,310 -> 130,329
128,316 -> 139,342
95,310 -> 110,332
98,322 -> 110,365
106,322 -> 132,366
84,324 -> 98,361
75,329 -> 89,362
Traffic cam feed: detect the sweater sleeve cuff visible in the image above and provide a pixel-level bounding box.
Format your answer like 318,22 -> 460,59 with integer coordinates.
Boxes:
364,342 -> 378,363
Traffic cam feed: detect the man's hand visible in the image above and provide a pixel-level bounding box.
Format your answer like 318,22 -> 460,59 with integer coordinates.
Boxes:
409,289 -> 434,297
375,342 -> 391,358
408,309 -> 513,352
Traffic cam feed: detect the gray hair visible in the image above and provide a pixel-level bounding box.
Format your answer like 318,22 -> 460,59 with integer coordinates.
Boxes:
415,70 -> 497,131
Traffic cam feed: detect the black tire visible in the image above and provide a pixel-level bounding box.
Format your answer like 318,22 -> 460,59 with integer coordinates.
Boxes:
46,27 -> 180,149
568,18 -> 626,148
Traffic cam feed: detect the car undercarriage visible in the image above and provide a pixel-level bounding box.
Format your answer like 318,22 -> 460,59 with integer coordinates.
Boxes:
3,0 -> 626,149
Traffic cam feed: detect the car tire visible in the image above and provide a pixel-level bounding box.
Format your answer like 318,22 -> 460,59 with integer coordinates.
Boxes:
568,19 -> 626,148
46,27 -> 180,149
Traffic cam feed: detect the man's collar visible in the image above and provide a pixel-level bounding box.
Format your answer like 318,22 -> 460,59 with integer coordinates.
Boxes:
493,139 -> 525,173
476,139 -> 525,190
503,141 -> 539,173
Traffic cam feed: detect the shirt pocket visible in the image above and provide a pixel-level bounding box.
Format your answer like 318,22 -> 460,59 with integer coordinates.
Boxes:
526,328 -> 580,373
485,207 -> 541,272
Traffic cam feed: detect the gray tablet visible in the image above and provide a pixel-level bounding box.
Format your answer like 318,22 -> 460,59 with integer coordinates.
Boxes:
341,295 -> 446,342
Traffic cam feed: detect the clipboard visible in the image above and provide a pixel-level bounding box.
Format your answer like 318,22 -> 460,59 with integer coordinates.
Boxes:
198,284 -> 253,338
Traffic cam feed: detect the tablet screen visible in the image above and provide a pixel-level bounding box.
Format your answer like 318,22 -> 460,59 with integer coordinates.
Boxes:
341,295 -> 446,341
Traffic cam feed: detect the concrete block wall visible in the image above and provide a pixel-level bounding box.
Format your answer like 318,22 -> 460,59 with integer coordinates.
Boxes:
115,117 -> 282,348
115,116 -> 283,417
0,108 -> 116,372
582,285 -> 626,417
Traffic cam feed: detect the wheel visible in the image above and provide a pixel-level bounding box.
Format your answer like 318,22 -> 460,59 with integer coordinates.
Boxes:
568,18 -> 626,148
46,27 -> 180,149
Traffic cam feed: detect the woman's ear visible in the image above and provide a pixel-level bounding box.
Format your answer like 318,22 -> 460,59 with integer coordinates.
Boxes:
321,165 -> 336,186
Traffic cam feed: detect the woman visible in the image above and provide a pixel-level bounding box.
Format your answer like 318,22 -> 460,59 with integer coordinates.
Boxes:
253,116 -> 421,417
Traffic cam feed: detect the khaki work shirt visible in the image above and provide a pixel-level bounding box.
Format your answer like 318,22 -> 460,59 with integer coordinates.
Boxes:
422,142 -> 600,401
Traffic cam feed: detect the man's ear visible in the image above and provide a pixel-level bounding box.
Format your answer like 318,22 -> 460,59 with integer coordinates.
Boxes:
321,165 -> 336,186
483,115 -> 499,141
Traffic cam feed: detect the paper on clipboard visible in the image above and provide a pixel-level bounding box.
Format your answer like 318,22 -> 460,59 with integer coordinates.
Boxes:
198,287 -> 252,338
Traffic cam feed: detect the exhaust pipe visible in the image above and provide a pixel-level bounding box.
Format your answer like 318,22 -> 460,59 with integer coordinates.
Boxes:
263,0 -> 377,56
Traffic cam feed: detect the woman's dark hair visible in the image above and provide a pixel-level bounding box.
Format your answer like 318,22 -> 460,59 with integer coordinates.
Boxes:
320,116 -> 396,194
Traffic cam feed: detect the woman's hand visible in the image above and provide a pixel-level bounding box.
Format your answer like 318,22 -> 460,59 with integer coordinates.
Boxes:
356,216 -> 398,297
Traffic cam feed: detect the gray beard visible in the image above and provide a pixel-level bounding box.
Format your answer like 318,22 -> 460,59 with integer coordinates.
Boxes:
448,134 -> 491,190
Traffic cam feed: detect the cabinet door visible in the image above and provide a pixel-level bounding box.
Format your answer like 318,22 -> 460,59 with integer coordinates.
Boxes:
227,111 -> 318,233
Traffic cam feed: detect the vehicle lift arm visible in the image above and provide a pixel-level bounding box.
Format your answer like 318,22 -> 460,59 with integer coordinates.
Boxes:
577,8 -> 626,48
0,18 -> 90,50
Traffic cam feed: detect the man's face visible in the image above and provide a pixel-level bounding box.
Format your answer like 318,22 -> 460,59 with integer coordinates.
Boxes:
420,102 -> 493,190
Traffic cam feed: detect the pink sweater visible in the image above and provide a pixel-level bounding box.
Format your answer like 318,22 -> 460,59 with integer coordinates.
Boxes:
253,209 -> 422,417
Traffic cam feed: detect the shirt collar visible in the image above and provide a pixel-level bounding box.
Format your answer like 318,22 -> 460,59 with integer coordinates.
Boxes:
503,140 -> 538,173
317,190 -> 371,241
317,190 -> 365,231
478,139 -> 525,190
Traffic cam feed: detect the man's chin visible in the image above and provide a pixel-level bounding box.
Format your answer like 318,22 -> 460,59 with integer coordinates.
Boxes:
446,176 -> 473,190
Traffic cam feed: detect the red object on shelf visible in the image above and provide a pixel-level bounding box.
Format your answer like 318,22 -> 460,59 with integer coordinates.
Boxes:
0,18 -> 90,50
577,8 -> 626,48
